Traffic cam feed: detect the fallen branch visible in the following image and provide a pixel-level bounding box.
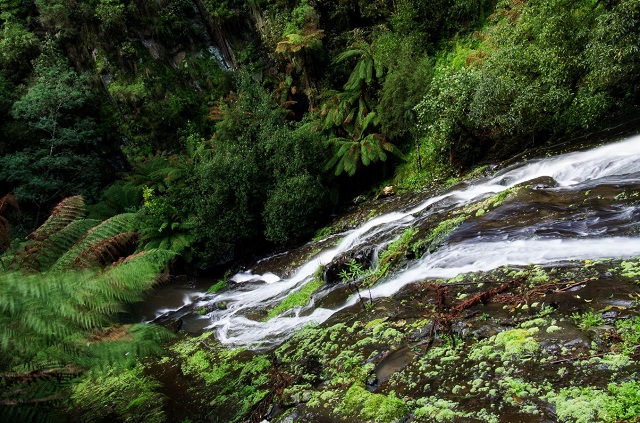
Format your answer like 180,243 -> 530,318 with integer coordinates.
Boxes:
554,279 -> 589,293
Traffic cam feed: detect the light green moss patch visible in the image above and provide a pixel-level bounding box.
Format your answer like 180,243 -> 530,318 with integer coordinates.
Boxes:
620,259 -> 640,279
412,215 -> 466,256
493,328 -> 540,357
413,397 -> 469,422
337,385 -> 407,423
207,279 -> 227,293
265,279 -> 323,320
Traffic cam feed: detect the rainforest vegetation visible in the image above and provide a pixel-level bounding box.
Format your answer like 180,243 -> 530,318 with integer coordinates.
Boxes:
1,0 -> 640,421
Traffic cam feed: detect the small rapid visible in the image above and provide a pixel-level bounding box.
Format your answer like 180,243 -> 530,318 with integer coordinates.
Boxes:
148,135 -> 640,348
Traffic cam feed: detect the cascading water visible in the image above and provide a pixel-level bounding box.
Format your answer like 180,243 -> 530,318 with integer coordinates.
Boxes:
147,135 -> 640,348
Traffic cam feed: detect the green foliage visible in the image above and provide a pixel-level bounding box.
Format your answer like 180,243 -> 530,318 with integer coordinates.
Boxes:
138,187 -> 195,255
265,278 -> 323,320
375,31 -> 433,142
325,133 -> 404,177
95,0 -> 127,32
415,62 -> 481,167
0,193 -> 17,252
0,19 -> 38,69
0,44 -> 104,206
571,310 -> 604,329
336,37 -> 383,91
585,0 -> 640,103
192,75 -> 329,261
88,180 -> 143,220
615,316 -> 640,353
263,173 -> 327,243
321,35 -> 405,176
339,259 -> 366,282
69,364 -> 166,423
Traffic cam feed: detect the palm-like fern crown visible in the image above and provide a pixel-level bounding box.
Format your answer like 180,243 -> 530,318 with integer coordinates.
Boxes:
321,37 -> 406,176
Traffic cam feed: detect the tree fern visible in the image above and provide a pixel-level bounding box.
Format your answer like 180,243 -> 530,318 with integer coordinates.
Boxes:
334,38 -> 384,91
28,196 -> 86,242
0,249 -> 176,412
51,213 -> 137,271
71,232 -> 140,269
10,219 -> 101,272
325,134 -> 404,176
276,29 -> 324,54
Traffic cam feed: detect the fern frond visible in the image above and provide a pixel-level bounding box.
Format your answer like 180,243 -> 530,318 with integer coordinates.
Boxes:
334,47 -> 363,63
360,111 -> 378,133
72,232 -> 140,270
10,219 -> 101,272
29,196 -> 86,242
51,213 -> 137,271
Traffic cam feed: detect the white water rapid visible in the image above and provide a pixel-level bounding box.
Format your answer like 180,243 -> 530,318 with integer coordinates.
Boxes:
153,135 -> 640,348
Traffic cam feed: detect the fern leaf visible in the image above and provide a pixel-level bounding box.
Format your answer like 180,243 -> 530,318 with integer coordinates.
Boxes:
52,213 -> 137,271
334,48 -> 363,63
360,111 -> 377,133
72,232 -> 140,270
29,196 -> 86,242
10,219 -> 101,272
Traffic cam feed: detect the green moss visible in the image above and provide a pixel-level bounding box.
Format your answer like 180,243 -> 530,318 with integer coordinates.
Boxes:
413,397 -> 469,422
375,228 -> 417,275
463,187 -> 519,216
265,278 -> 323,320
338,385 -> 407,423
620,259 -> 640,279
207,280 -> 228,293
313,226 -> 332,241
615,316 -> 640,352
412,215 -> 466,256
493,327 -> 540,358
168,333 -> 270,422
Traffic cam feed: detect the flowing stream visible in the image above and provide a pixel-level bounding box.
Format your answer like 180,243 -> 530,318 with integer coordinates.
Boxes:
144,135 -> 640,349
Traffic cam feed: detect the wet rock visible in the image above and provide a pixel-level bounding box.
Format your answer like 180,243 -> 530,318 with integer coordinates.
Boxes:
537,323 -> 592,355
525,176 -> 559,190
172,51 -> 186,69
587,324 -> 616,348
323,248 -> 374,284
372,347 -> 416,386
165,318 -> 184,333
469,324 -> 500,340
452,321 -> 473,339
199,301 -> 228,313
366,374 -> 379,389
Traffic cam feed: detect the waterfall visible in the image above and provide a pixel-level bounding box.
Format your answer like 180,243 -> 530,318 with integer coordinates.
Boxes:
148,135 -> 640,348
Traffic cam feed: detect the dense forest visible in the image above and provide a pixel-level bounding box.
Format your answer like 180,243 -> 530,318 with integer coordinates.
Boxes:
1,0 -> 640,421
